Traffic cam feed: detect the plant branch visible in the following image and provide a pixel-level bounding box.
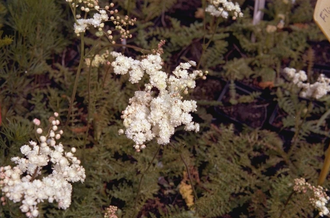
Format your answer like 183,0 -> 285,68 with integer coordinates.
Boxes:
133,145 -> 161,216
65,34 -> 85,127
279,191 -> 295,218
180,153 -> 198,212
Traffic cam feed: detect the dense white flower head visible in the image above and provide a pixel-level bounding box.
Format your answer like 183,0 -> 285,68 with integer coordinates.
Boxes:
111,52 -> 205,151
0,113 -> 85,218
205,0 -> 243,19
282,67 -> 330,99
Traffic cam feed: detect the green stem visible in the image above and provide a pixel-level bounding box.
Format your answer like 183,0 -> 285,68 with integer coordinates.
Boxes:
102,66 -> 111,89
82,48 -> 93,161
197,15 -> 221,70
133,145 -> 161,216
72,0 -> 77,18
83,40 -> 102,158
180,153 -> 198,212
69,1 -> 77,22
197,0 -> 207,70
92,41 -> 149,56
65,34 -> 85,127
317,108 -> 330,128
279,191 -> 295,218
318,142 -> 330,185
126,0 -> 132,17
87,57 -> 92,131
288,101 -> 313,157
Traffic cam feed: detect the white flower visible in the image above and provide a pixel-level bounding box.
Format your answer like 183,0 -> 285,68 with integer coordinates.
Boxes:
39,136 -> 46,143
21,145 -> 31,155
283,67 -> 296,79
205,0 -> 243,19
0,115 -> 85,217
111,52 -> 204,151
73,12 -> 108,35
36,128 -> 43,135
294,178 -> 330,217
33,119 -> 40,126
283,67 -> 330,99
296,70 -> 307,82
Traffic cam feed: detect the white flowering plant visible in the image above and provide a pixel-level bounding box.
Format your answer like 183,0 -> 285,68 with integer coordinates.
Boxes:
293,178 -> 330,217
0,113 -> 85,218
205,0 -> 243,19
66,0 -> 135,41
111,51 -> 207,151
282,67 -> 330,99
3,0 -> 330,217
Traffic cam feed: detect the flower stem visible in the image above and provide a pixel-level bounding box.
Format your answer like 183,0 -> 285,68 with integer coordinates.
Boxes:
318,142 -> 330,186
197,14 -> 221,70
180,153 -> 198,213
65,34 -> 85,127
279,191 -> 295,218
288,101 -> 313,157
133,145 -> 161,216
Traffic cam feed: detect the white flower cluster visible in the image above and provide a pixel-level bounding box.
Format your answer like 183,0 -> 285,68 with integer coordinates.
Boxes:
104,205 -> 118,218
66,1 -> 135,42
111,52 -> 205,151
294,178 -> 330,217
205,0 -> 243,19
74,10 -> 109,36
0,113 -> 86,218
283,67 -> 330,99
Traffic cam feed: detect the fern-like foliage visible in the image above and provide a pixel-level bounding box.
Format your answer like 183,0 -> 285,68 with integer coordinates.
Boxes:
192,125 -> 326,218
142,0 -> 178,21
148,18 -> 204,60
201,37 -> 228,69
275,82 -> 330,141
1,1 -> 330,218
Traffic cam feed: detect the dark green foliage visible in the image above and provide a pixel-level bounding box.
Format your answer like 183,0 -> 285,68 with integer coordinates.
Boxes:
141,0 -> 178,21
194,126 -> 325,218
1,0 -> 330,218
227,0 -> 323,83
150,205 -> 198,218
201,36 -> 228,68
0,117 -> 32,163
276,82 -> 330,141
4,0 -> 68,72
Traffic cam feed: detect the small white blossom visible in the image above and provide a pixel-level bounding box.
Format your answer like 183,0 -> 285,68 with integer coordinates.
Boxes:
118,129 -> 124,135
32,119 -> 40,126
36,128 -> 42,134
39,136 -> 46,143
